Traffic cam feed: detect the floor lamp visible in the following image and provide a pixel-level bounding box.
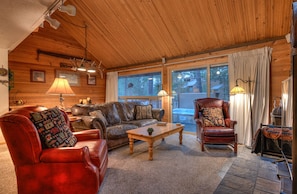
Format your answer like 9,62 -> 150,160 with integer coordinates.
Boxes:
230,77 -> 254,146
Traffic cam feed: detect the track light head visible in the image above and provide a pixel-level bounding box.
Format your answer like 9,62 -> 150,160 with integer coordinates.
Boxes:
44,15 -> 60,29
59,4 -> 76,16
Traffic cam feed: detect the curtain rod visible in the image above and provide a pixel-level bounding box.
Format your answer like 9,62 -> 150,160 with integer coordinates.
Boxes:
117,64 -> 162,73
164,54 -> 227,66
115,54 -> 227,73
112,36 -> 284,73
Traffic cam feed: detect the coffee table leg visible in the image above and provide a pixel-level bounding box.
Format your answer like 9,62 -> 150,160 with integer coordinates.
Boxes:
148,141 -> 153,160
179,129 -> 183,145
129,138 -> 134,154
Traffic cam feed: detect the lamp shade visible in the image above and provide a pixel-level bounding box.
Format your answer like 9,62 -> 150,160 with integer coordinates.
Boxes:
157,89 -> 168,96
46,78 -> 74,95
230,85 -> 245,95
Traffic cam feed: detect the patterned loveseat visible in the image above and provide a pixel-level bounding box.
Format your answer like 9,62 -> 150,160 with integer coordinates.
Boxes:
71,101 -> 164,150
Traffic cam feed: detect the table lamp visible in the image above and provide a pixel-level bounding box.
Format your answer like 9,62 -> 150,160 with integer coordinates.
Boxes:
46,78 -> 75,109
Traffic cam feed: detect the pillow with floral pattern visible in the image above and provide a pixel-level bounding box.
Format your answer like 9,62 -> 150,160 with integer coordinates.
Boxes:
202,107 -> 225,127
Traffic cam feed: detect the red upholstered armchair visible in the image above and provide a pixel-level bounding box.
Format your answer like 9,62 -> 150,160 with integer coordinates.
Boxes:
0,106 -> 108,194
193,98 -> 237,153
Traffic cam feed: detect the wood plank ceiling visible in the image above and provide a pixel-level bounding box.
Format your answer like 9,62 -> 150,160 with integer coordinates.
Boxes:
50,0 -> 292,71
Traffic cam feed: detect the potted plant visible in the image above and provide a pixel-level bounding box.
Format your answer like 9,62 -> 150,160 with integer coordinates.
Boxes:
147,127 -> 154,135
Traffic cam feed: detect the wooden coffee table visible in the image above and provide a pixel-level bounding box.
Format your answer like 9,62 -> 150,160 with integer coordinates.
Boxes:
126,123 -> 184,160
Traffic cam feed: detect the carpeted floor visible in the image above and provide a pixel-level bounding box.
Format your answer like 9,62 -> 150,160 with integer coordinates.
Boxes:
0,143 -> 16,194
0,133 -> 245,194
99,133 -> 239,194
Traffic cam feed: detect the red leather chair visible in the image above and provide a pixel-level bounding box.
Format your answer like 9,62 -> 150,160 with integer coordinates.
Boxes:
0,106 -> 108,194
194,98 -> 237,153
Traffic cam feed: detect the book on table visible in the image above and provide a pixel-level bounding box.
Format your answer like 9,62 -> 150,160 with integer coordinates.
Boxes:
157,122 -> 167,126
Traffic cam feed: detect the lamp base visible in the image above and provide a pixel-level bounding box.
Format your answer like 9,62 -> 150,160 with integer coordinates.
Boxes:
59,94 -> 65,110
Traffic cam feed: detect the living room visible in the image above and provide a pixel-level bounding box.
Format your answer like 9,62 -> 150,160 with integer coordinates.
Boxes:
0,0 -> 295,193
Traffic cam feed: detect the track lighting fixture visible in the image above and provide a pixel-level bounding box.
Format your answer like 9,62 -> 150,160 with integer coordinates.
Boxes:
44,0 -> 76,30
59,2 -> 76,16
44,15 -> 61,30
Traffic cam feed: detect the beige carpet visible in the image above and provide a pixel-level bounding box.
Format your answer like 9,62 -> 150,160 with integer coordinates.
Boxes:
0,143 -> 16,194
0,133 -> 241,194
99,133 -> 240,194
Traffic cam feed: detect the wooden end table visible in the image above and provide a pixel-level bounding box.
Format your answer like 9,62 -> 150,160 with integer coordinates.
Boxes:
126,123 -> 184,160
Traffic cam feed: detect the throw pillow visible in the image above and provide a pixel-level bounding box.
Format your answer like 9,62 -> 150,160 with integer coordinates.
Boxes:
202,107 -> 225,127
135,104 -> 153,120
30,107 -> 77,148
98,104 -> 121,126
89,110 -> 108,126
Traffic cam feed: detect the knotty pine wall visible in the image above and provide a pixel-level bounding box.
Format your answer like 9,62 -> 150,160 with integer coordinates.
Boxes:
8,27 -> 106,110
153,38 -> 291,123
7,24 -> 291,123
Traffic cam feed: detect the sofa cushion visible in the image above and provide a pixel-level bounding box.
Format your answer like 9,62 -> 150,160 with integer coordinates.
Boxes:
89,110 -> 108,126
106,124 -> 138,140
99,104 -> 121,126
202,107 -> 225,127
116,102 -> 139,121
124,119 -> 158,127
135,105 -> 153,120
125,102 -> 139,121
30,107 -> 77,148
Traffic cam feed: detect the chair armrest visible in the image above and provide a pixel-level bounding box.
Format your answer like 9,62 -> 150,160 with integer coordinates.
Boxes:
73,129 -> 102,141
152,108 -> 165,121
225,119 -> 237,129
40,146 -> 91,163
194,118 -> 203,127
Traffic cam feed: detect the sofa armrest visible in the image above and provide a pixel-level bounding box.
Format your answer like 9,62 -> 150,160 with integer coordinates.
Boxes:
152,108 -> 165,121
91,118 -> 107,139
73,129 -> 102,141
40,146 -> 91,163
71,104 -> 94,116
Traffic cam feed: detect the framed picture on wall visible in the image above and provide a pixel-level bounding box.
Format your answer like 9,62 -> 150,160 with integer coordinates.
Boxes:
87,75 -> 96,85
30,69 -> 45,83
56,70 -> 80,86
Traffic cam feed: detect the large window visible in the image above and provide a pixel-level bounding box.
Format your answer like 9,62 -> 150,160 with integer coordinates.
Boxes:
118,72 -> 162,107
171,64 -> 229,132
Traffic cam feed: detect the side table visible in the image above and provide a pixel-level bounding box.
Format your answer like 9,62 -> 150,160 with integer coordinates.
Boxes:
68,116 -> 82,131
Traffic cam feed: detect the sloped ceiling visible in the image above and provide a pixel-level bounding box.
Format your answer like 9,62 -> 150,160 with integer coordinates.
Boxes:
0,0 -> 56,50
1,0 -> 293,70
53,0 -> 292,70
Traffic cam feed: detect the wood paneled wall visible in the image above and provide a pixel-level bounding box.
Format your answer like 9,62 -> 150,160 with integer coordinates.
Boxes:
157,38 -> 291,122
8,25 -> 291,123
8,27 -> 106,109
8,62 -> 106,109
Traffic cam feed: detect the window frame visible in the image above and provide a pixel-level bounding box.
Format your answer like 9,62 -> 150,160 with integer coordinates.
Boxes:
167,61 -> 229,122
118,67 -> 163,107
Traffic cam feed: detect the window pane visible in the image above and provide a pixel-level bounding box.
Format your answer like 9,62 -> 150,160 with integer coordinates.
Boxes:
118,72 -> 161,107
210,65 -> 229,101
171,64 -> 229,132
118,73 -> 161,96
172,68 -> 207,110
172,68 -> 207,132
